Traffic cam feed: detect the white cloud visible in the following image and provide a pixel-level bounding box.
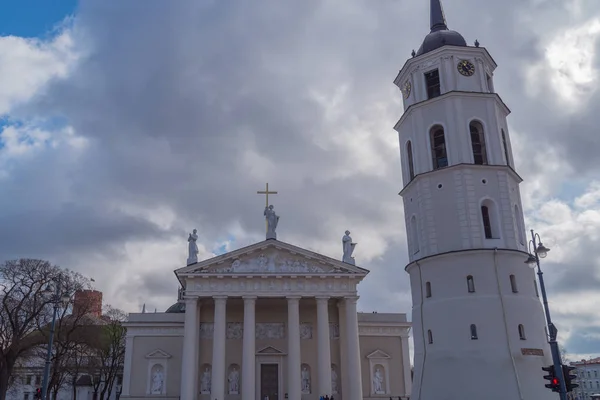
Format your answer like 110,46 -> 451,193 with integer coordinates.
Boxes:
0,29 -> 78,115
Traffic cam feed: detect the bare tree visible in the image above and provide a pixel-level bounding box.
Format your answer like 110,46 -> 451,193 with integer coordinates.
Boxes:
36,282 -> 97,400
0,259 -> 58,400
0,259 -> 91,400
88,307 -> 126,400
560,344 -> 569,364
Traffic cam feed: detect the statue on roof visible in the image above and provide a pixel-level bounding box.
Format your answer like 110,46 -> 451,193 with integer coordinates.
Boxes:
264,205 -> 280,240
342,230 -> 357,265
187,229 -> 199,265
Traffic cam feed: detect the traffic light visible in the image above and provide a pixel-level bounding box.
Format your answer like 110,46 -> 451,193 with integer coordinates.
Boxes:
34,388 -> 41,399
562,365 -> 579,392
542,365 -> 560,392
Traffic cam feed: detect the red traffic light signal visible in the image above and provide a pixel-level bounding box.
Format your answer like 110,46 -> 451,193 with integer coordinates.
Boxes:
542,365 -> 560,393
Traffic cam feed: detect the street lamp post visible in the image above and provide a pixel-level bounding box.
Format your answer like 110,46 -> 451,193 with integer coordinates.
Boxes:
40,275 -> 70,400
525,229 -> 567,400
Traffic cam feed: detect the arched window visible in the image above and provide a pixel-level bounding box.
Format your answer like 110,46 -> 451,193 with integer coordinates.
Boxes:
518,324 -> 526,340
430,126 -> 448,170
515,205 -> 525,245
469,121 -> 488,165
427,329 -> 433,344
411,216 -> 420,254
501,129 -> 510,166
466,275 -> 475,293
425,282 -> 431,298
470,324 -> 478,340
481,199 -> 501,239
407,141 -> 415,180
510,274 -> 518,293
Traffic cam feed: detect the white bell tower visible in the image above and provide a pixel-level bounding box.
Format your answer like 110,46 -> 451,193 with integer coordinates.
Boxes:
394,1 -> 554,399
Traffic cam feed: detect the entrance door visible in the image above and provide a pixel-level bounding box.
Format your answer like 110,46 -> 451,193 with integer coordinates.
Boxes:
260,363 -> 279,400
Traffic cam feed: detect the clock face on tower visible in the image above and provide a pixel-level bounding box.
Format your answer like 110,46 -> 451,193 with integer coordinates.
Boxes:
457,59 -> 476,77
403,80 -> 411,99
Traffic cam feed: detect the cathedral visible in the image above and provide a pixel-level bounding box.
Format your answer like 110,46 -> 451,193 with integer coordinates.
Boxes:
121,0 -> 555,399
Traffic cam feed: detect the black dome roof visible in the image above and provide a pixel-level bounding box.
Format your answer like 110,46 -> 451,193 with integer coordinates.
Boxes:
416,0 -> 467,56
165,301 -> 186,313
416,29 -> 467,56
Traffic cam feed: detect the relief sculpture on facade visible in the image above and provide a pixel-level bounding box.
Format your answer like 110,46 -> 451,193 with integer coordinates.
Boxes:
256,323 -> 285,339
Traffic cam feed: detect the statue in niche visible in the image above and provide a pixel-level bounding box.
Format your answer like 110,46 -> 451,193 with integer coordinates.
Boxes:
150,366 -> 164,394
200,367 -> 211,393
228,367 -> 240,394
331,366 -> 338,394
264,205 -> 280,239
342,230 -> 357,265
372,367 -> 384,394
301,366 -> 311,393
187,229 -> 199,265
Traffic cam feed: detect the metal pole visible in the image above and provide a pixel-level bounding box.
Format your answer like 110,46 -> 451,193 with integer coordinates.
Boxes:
531,230 -> 567,400
40,279 -> 60,400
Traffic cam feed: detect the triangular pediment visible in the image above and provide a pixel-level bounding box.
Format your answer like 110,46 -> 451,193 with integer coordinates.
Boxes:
145,349 -> 172,359
256,346 -> 286,355
366,349 -> 391,359
175,239 -> 369,277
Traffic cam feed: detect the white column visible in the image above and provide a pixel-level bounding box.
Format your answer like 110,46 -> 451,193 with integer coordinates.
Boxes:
316,296 -> 332,396
121,335 -> 134,395
401,333 -> 412,397
181,298 -> 200,400
212,296 -> 228,400
242,296 -> 257,400
337,301 -> 349,400
287,296 -> 302,400
344,296 -> 362,400
194,301 -> 202,397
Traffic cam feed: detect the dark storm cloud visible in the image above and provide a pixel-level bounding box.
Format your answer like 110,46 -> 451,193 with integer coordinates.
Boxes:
2,0 -> 600,327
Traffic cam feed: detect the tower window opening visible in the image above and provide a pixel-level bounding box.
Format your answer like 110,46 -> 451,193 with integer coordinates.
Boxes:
466,275 -> 475,293
510,274 -> 518,293
501,129 -> 511,166
427,329 -> 433,344
411,216 -> 420,254
425,281 -> 431,298
430,126 -> 448,169
470,324 -> 478,340
425,69 -> 441,99
534,280 -> 539,297
469,121 -> 488,165
407,141 -> 415,180
518,324 -> 526,340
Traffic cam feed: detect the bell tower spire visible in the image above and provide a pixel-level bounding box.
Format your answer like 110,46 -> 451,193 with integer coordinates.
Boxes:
430,0 -> 447,32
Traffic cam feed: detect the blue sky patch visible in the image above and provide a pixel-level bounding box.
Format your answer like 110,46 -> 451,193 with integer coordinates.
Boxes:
0,0 -> 77,38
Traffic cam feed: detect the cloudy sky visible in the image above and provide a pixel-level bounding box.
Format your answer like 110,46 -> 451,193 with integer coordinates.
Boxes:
1,0 -> 600,361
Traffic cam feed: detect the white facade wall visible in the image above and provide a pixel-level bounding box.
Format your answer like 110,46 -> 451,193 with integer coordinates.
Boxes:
394,43 -> 554,400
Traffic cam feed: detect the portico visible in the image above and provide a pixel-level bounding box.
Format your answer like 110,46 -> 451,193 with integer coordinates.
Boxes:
176,240 -> 367,400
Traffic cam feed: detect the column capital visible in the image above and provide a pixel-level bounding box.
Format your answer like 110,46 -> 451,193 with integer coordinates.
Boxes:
344,295 -> 360,304
243,295 -> 258,302
286,295 -> 302,301
213,295 -> 228,303
315,296 -> 331,301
